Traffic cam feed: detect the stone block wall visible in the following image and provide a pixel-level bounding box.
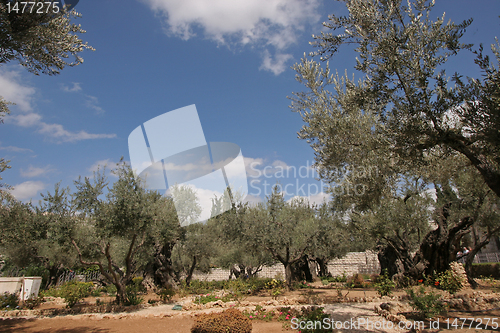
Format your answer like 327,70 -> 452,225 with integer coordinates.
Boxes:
327,251 -> 380,276
191,251 -> 380,281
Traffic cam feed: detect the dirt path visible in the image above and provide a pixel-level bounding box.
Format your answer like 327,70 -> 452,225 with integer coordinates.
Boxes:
0,302 -> 405,333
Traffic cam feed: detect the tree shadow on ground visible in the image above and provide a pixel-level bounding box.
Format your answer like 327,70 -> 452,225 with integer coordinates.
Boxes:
0,318 -> 110,333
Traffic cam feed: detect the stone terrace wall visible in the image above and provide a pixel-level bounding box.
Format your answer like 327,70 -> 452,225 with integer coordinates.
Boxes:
327,251 -> 380,276
191,251 -> 380,281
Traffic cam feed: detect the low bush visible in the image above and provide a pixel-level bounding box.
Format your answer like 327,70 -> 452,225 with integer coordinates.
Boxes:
243,305 -> 275,321
105,284 -> 117,296
195,293 -> 231,304
471,263 -> 500,279
0,292 -> 19,310
407,286 -> 447,319
23,296 -> 44,309
320,272 -> 348,284
157,285 -> 176,303
191,308 -> 252,333
295,306 -> 333,333
373,269 -> 395,296
345,274 -> 365,288
59,281 -> 92,308
124,278 -> 144,306
434,268 -> 464,294
294,280 -> 313,289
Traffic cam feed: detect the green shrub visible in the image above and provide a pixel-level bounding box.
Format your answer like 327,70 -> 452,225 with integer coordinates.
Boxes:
472,263 -> 500,279
224,279 -> 251,302
374,269 -> 396,296
157,286 -> 176,303
320,272 -> 348,284
435,268 -> 464,294
59,281 -> 92,308
295,280 -> 313,289
191,308 -> 252,333
124,278 -> 144,306
295,306 -> 333,333
90,288 -> 102,297
0,292 -> 19,310
407,286 -> 447,319
105,284 -> 117,296
23,296 -> 44,309
346,274 -> 365,288
195,293 -> 231,304
242,305 -> 275,322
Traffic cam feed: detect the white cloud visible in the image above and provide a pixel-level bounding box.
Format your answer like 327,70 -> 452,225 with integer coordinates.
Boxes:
245,157 -> 291,179
88,159 -> 113,173
287,192 -> 330,205
242,193 -> 262,206
260,50 -> 293,75
61,82 -> 82,92
20,165 -> 54,178
61,83 -> 105,113
7,112 -> 116,142
9,181 -> 46,201
38,122 -> 116,142
9,113 -> 42,127
140,0 -> 320,74
244,157 -> 265,178
0,68 -> 114,142
85,95 -> 105,114
0,142 -> 33,153
0,66 -> 36,111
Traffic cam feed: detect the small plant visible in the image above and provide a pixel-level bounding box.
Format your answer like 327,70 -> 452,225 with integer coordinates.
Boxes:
345,273 -> 365,288
191,308 -> 252,333
295,306 -> 333,333
265,278 -> 284,300
434,268 -> 464,294
295,280 -> 313,289
407,286 -> 447,319
224,279 -> 250,303
157,285 -> 176,303
91,288 -> 102,297
95,298 -> 103,306
23,296 -> 44,309
105,284 -> 117,296
59,281 -> 92,308
124,278 -> 144,306
0,292 -> 19,310
374,269 -> 396,296
320,272 -> 348,284
243,305 -> 275,322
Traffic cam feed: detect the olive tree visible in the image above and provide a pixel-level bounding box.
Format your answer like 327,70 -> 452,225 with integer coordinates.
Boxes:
290,0 -> 499,279
71,161 -> 177,304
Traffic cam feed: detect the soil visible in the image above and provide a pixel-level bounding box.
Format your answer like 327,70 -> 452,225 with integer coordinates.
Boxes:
0,281 -> 499,333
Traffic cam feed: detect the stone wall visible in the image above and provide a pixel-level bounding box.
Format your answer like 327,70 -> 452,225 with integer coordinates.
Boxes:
191,251 -> 380,282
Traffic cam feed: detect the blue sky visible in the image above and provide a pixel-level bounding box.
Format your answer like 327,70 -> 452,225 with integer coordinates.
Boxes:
1,0 -> 499,207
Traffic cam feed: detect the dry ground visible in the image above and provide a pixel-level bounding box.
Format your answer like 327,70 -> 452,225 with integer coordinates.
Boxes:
0,281 -> 498,333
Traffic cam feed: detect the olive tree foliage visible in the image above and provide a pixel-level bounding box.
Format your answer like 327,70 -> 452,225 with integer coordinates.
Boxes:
208,194 -> 275,279
71,161 -> 178,304
292,0 -> 499,197
242,186 -> 334,288
0,183 -> 78,287
307,202 -> 351,278
171,222 -> 215,286
290,0 -> 499,279
0,0 -> 94,75
418,153 -> 500,287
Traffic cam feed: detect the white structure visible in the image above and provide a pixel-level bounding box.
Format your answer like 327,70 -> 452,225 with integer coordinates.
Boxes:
0,277 -> 42,301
